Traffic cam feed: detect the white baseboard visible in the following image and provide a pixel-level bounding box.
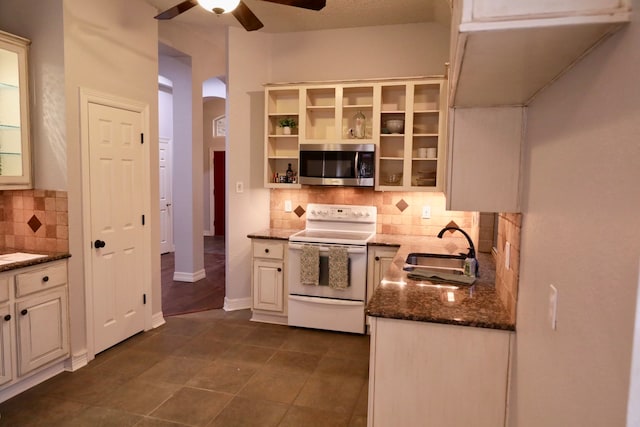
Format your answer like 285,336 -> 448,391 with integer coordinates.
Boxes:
64,352 -> 89,372
173,269 -> 206,282
152,311 -> 166,328
224,296 -> 251,311
0,361 -> 65,404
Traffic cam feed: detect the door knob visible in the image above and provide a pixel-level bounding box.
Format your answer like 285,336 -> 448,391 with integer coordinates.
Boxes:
20,309 -> 27,316
4,314 -> 10,321
94,240 -> 106,249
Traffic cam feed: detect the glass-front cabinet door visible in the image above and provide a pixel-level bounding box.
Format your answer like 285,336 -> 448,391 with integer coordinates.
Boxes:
0,30 -> 31,189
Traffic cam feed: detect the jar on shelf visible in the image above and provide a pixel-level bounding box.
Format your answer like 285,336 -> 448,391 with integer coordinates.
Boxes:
353,110 -> 366,139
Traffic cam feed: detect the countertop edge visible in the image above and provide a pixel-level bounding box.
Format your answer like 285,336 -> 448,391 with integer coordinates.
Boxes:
0,252 -> 71,273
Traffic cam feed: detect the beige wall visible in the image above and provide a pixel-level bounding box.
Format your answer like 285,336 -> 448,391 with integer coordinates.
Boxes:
227,22 -> 451,306
511,2 -> 640,425
62,0 -> 159,356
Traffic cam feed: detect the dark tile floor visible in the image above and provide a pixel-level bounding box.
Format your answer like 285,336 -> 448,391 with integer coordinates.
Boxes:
0,309 -> 370,426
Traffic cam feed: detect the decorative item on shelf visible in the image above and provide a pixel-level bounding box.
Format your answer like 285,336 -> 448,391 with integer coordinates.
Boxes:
353,110 -> 366,139
384,173 -> 403,185
415,170 -> 437,186
386,119 -> 404,134
278,117 -> 297,135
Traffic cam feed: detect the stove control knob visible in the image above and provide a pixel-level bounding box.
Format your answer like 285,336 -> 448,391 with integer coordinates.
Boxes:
310,210 -> 316,216
365,212 -> 371,217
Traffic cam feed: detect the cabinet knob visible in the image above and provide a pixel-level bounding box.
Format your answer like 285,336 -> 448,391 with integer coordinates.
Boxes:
265,248 -> 270,253
42,275 -> 49,282
3,314 -> 10,322
277,267 -> 282,272
375,256 -> 380,261
20,309 -> 28,316
94,239 -> 106,249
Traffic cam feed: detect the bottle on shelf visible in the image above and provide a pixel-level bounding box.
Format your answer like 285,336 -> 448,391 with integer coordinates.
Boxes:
286,163 -> 294,183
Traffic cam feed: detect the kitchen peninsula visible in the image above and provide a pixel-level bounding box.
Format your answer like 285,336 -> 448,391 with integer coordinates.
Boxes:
366,235 -> 514,427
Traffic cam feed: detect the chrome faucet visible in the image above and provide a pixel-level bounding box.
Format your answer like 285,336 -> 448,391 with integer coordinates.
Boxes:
437,226 -> 478,276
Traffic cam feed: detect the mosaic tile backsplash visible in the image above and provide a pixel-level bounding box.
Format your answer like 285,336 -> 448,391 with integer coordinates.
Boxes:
0,190 -> 69,252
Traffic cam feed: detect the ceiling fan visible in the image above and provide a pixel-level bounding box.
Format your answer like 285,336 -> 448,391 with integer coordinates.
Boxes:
154,0 -> 326,31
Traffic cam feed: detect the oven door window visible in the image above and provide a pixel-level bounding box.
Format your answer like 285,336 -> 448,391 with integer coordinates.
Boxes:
318,255 -> 350,287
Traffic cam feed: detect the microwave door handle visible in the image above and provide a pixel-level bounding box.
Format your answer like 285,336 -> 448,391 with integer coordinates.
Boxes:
355,152 -> 360,178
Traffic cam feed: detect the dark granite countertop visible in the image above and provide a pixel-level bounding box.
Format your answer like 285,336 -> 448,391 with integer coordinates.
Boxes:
246,229 -> 514,331
367,235 -> 515,331
247,229 -> 301,241
0,251 -> 71,273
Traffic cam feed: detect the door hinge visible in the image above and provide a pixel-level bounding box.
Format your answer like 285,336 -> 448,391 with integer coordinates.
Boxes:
142,214 -> 145,225
143,294 -> 147,305
140,133 -> 144,144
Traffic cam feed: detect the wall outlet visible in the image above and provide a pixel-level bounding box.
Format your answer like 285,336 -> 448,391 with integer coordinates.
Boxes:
235,181 -> 243,193
421,205 -> 431,219
284,200 -> 292,212
549,284 -> 558,330
505,241 -> 511,270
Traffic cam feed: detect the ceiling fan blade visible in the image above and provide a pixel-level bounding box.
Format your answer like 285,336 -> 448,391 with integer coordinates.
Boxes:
261,0 -> 326,11
154,0 -> 199,19
232,1 -> 264,31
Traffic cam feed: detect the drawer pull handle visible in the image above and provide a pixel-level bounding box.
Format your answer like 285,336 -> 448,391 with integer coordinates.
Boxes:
375,256 -> 380,261
3,314 -> 10,321
20,309 -> 28,316
42,276 -> 49,282
265,248 -> 270,254
277,267 -> 282,272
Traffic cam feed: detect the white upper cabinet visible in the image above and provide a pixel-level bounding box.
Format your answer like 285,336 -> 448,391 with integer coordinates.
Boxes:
0,30 -> 32,189
449,0 -> 631,107
446,107 -> 524,212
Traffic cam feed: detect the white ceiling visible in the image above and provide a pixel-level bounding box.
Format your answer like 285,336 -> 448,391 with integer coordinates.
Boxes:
145,0 -> 451,34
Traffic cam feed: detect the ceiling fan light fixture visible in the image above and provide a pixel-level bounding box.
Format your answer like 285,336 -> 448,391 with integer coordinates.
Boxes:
197,0 -> 241,15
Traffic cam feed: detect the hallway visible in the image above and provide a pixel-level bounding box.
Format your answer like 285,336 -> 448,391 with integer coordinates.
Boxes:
161,236 -> 226,316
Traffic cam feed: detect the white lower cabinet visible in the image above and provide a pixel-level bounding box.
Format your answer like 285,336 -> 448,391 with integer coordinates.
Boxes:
250,239 -> 287,325
0,304 -> 12,387
366,245 -> 399,304
0,260 -> 69,392
16,287 -> 69,376
253,259 -> 284,312
368,316 -> 512,427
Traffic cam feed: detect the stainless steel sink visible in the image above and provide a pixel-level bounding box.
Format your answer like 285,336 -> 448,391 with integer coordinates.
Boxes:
403,253 -> 466,275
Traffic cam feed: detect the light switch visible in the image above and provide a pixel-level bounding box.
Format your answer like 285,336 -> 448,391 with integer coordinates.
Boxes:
284,200 -> 292,212
235,181 -> 243,193
549,284 -> 558,330
421,205 -> 431,219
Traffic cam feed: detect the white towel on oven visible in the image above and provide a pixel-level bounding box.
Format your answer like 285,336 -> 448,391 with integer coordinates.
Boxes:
300,245 -> 320,286
329,246 -> 349,290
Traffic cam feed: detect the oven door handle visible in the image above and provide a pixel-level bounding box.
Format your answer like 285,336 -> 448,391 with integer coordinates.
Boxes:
288,243 -> 367,254
289,295 -> 363,306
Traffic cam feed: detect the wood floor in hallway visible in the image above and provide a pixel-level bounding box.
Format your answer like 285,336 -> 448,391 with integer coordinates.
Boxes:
161,236 -> 226,316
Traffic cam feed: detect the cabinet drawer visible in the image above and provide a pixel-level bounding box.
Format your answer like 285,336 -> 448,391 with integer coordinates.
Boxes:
253,241 -> 284,260
15,263 -> 67,297
0,276 -> 10,303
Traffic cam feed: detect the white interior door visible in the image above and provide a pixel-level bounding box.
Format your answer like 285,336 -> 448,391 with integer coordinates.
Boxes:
159,137 -> 173,254
88,102 -> 146,354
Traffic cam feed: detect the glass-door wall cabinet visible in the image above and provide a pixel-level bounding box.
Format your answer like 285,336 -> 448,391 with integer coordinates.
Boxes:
264,77 -> 446,191
0,30 -> 32,189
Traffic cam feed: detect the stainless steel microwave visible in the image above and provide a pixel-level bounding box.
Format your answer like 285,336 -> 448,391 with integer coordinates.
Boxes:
299,144 -> 375,187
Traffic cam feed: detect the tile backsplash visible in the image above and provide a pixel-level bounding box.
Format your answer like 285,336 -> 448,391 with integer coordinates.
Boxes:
0,190 -> 69,252
495,212 -> 521,323
270,188 -> 474,236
